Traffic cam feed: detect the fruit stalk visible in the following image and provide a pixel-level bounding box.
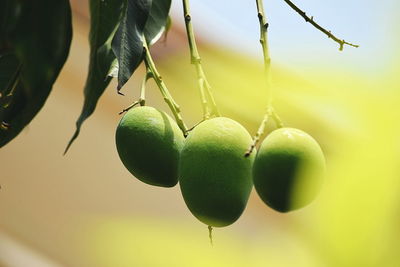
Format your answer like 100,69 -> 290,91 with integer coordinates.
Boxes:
246,0 -> 274,156
208,225 -> 213,246
245,106 -> 283,157
270,108 -> 284,128
139,71 -> 151,106
118,72 -> 148,115
182,0 -> 220,119
256,0 -> 272,107
143,40 -> 188,134
245,111 -> 269,157
247,1 -> 285,156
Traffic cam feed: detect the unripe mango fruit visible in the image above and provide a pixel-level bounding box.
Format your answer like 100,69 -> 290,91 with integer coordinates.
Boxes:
115,106 -> 185,187
253,128 -> 325,212
179,117 -> 255,227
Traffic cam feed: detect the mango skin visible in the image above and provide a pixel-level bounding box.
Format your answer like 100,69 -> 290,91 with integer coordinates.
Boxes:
179,117 -> 255,227
115,106 -> 185,187
253,128 -> 325,212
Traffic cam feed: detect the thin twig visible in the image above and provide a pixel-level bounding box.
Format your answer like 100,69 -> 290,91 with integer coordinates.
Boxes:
118,71 -> 151,115
187,119 -> 206,132
282,0 -> 359,51
119,101 -> 140,115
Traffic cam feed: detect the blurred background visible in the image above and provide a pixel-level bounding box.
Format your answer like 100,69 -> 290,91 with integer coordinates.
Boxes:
1,0 -> 399,266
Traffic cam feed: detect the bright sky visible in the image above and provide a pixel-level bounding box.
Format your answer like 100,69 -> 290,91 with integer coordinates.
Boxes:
170,0 -> 397,75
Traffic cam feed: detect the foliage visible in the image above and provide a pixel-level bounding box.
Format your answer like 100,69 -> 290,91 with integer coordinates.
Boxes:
66,0 -> 171,153
0,0 -> 171,150
0,0 -> 72,147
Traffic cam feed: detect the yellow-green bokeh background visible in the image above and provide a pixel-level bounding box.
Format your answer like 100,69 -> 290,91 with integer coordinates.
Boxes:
0,1 -> 399,266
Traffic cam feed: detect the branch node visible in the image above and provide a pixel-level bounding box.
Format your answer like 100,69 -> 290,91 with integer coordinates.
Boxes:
191,56 -> 201,65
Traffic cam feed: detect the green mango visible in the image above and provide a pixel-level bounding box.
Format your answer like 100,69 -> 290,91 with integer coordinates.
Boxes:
179,117 -> 255,227
253,128 -> 326,212
115,106 -> 184,187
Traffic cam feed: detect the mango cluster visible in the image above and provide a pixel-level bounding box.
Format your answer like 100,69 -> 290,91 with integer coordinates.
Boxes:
116,106 -> 326,228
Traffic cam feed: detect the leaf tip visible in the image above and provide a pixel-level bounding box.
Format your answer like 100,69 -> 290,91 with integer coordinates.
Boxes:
64,127 -> 80,155
117,85 -> 125,96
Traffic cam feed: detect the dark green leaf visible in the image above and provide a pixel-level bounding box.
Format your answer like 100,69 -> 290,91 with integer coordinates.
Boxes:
0,53 -> 20,98
0,0 -> 19,45
0,53 -> 20,126
65,0 -> 125,154
109,0 -> 171,86
112,0 -> 152,92
0,0 -> 72,148
144,0 -> 172,45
